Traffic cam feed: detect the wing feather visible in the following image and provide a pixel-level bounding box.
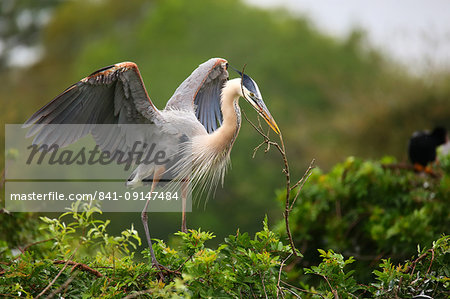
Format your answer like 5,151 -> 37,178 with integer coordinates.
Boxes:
24,62 -> 161,149
165,58 -> 228,133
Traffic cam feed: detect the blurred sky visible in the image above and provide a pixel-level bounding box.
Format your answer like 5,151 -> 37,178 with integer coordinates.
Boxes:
247,0 -> 450,72
4,0 -> 450,72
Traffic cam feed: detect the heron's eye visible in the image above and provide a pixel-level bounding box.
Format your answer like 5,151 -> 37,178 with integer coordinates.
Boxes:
250,92 -> 255,97
225,63 -> 229,69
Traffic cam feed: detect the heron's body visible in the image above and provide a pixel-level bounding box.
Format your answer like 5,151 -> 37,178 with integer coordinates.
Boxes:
127,78 -> 244,194
181,79 -> 243,191
24,58 -> 279,267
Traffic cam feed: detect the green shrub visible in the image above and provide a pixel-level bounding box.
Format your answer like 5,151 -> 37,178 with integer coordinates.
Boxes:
1,154 -> 449,298
277,155 -> 450,286
0,205 -> 291,298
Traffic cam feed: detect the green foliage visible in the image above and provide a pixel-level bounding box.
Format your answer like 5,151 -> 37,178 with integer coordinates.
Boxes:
370,235 -> 450,298
438,146 -> 450,174
299,236 -> 449,298
1,203 -> 448,298
0,212 -> 41,258
2,0 -> 450,296
148,216 -> 291,297
276,154 -> 450,287
0,206 -> 290,297
2,0 -> 450,241
304,249 -> 361,297
39,202 -> 141,257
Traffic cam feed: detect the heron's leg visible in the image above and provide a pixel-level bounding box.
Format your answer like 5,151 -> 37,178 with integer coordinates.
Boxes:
141,166 -> 165,268
181,179 -> 189,233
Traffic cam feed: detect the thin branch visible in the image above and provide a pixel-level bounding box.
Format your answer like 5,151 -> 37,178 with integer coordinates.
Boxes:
53,260 -> 103,278
280,287 -> 300,298
280,280 -> 325,299
290,159 -> 316,191
407,248 -> 435,276
239,65 -> 316,260
242,109 -> 298,256
276,253 -> 292,299
320,274 -> 339,299
289,159 -> 315,211
252,139 -> 268,159
427,248 -> 435,274
12,238 -> 55,261
242,110 -> 271,141
123,289 -> 154,299
176,254 -> 194,272
45,270 -> 79,299
259,271 -> 268,299
35,246 -> 79,299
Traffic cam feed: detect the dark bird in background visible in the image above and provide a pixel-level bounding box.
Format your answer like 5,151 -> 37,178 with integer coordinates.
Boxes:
408,126 -> 448,172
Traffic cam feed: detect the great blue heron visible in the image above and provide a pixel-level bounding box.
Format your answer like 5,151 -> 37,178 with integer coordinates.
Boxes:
24,58 -> 279,267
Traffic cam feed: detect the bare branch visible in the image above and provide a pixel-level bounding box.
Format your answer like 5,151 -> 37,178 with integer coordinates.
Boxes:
123,289 -> 154,299
406,248 -> 435,276
290,159 -> 315,211
45,270 -> 79,299
243,110 -> 271,141
53,260 -> 103,278
252,140 -> 268,159
276,253 -> 292,299
176,254 -> 194,272
242,108 -> 303,257
12,238 -> 55,261
280,287 -> 299,298
290,159 -> 316,191
280,281 -> 325,299
321,274 -> 339,299
35,246 -> 79,298
259,271 -> 269,299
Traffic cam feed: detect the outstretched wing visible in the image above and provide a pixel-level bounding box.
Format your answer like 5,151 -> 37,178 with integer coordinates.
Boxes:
165,58 -> 228,133
24,62 -> 162,147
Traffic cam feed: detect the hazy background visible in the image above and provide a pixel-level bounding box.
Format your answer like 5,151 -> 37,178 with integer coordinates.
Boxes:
248,0 -> 450,72
1,0 -> 449,245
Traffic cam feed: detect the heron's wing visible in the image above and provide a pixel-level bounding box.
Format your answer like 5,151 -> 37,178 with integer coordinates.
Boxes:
24,62 -> 162,148
165,58 -> 228,133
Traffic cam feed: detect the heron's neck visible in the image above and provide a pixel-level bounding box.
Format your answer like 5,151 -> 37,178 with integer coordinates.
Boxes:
207,79 -> 242,152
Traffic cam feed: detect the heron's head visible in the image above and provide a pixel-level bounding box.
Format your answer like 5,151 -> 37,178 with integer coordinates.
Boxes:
233,69 -> 280,134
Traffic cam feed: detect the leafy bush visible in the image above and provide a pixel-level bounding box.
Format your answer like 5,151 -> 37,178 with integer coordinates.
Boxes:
1,154 -> 449,297
276,154 -> 450,286
301,236 -> 449,298
1,203 -> 448,298
0,204 -> 291,298
370,235 -> 450,298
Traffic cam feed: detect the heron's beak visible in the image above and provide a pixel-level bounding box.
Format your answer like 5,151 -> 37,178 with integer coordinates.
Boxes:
260,107 -> 280,135
248,95 -> 280,135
